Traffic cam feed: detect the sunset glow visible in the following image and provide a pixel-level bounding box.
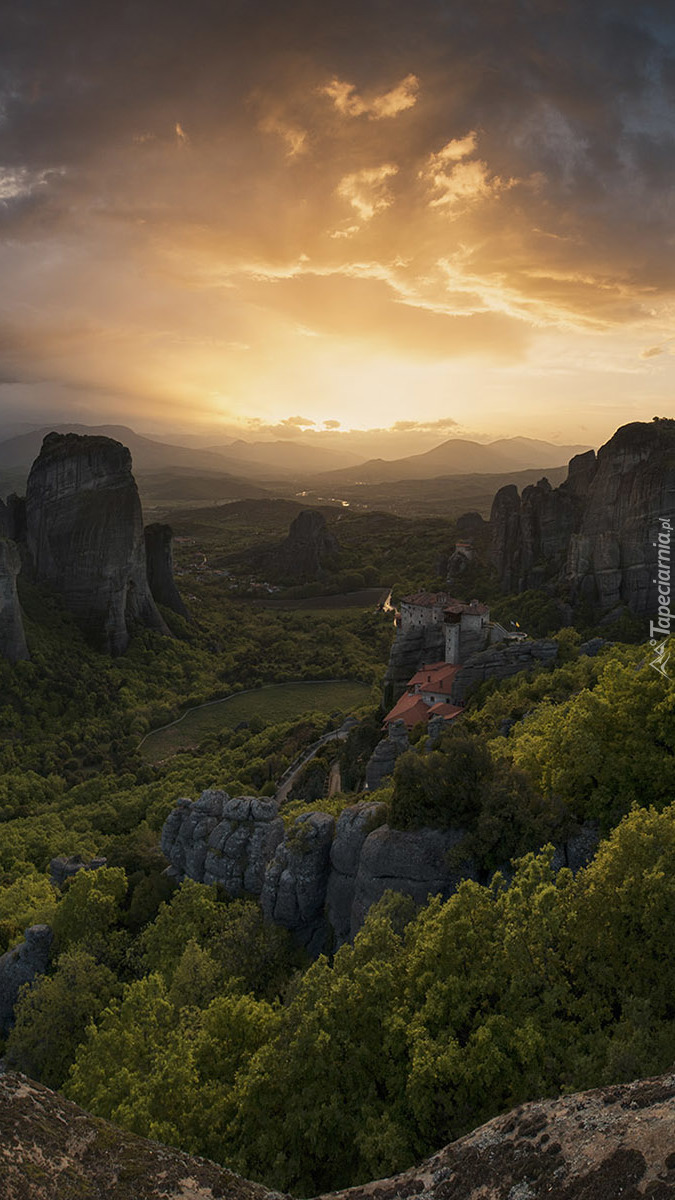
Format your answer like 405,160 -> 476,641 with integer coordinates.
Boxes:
1,1 -> 674,450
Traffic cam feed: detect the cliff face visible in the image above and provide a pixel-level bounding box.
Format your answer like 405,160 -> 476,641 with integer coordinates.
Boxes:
0,537 -> 29,663
161,793 -> 596,952
144,522 -> 188,617
25,433 -> 168,654
489,421 -> 675,615
276,509 -> 340,580
2,1070 -> 675,1200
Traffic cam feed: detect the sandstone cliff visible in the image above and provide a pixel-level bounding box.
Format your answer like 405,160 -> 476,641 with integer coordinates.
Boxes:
160,793 -> 597,951
2,1070 -> 675,1199
25,433 -> 169,654
490,419 -> 675,615
274,509 -> 340,580
144,522 -> 188,617
0,537 -> 29,663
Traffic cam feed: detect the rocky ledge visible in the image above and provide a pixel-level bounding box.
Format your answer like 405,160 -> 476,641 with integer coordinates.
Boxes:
2,1071 -> 675,1199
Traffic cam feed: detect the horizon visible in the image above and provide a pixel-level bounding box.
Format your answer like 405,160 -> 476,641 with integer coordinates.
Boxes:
1,1 -> 674,447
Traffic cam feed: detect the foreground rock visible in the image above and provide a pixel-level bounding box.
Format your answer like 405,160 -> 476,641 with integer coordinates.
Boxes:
328,1073 -> 675,1200
0,538 -> 29,663
2,1070 -> 675,1199
0,1072 -> 282,1200
490,419 -> 675,615
25,433 -> 170,654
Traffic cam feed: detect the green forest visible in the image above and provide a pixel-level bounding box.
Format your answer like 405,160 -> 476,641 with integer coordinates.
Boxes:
1,507 -> 674,1197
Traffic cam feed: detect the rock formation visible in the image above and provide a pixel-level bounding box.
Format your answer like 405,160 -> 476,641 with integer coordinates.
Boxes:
4,1067 -> 675,1200
162,788 -> 602,954
144,522 -> 188,617
275,509 -> 340,580
0,537 -> 29,663
450,639 -> 559,704
0,925 -> 53,1036
0,1071 -> 279,1200
162,792 -> 479,948
261,811 -> 335,953
25,433 -> 169,654
350,824 -> 478,938
49,855 -> 108,888
383,621 -> 446,709
365,718 -> 409,790
490,419 -> 675,615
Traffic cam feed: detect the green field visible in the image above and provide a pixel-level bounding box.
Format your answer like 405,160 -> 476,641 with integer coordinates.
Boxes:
140,679 -> 371,764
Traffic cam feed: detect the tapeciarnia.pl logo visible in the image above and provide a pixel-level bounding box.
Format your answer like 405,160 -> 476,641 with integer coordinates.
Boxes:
650,516 -> 673,678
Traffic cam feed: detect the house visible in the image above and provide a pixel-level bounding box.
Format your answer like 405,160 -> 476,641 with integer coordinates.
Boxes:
384,591 -> 525,730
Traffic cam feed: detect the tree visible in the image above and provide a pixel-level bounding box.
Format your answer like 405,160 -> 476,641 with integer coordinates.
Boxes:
6,950 -> 119,1088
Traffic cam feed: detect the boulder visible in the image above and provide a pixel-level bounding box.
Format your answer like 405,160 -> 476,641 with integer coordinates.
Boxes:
49,855 -> 108,887
0,925 -> 53,1036
25,432 -> 168,654
350,825 -> 478,938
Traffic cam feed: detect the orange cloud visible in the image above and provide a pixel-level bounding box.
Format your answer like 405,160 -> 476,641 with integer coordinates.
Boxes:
320,73 -> 419,119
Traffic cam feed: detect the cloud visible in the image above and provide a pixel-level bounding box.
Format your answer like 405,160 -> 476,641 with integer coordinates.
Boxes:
323,419 -> 341,428
390,418 -> 458,433
175,122 -> 190,147
419,133 -> 510,211
641,345 -> 663,358
258,113 -> 308,158
336,164 -> 398,221
320,73 -> 419,119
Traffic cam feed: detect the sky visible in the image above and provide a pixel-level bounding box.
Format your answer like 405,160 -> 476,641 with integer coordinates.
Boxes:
0,0 -> 674,454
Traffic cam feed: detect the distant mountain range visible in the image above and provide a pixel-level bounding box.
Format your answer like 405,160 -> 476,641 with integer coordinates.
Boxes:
0,425 -> 593,507
310,436 -> 592,485
0,424 -> 364,483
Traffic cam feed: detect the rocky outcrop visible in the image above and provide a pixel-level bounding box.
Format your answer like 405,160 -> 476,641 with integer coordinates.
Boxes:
49,855 -> 108,888
365,718 -> 409,790
25,432 -> 168,654
161,791 -> 479,948
204,796 -> 285,895
350,825 -> 477,937
275,509 -> 340,580
144,522 -> 188,617
325,801 -> 388,945
383,621 -> 446,708
0,925 -> 53,1036
3,1070 -> 675,1200
0,1072 -> 280,1200
490,419 -> 675,615
0,537 -> 29,663
261,812 -> 335,953
327,1073 -> 675,1200
450,640 -> 559,703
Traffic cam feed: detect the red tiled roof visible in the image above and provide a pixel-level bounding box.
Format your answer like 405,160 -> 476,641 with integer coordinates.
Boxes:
407,661 -> 450,687
400,592 -> 454,607
427,701 -> 463,720
444,600 -> 489,617
416,663 -> 461,696
384,693 -> 431,728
